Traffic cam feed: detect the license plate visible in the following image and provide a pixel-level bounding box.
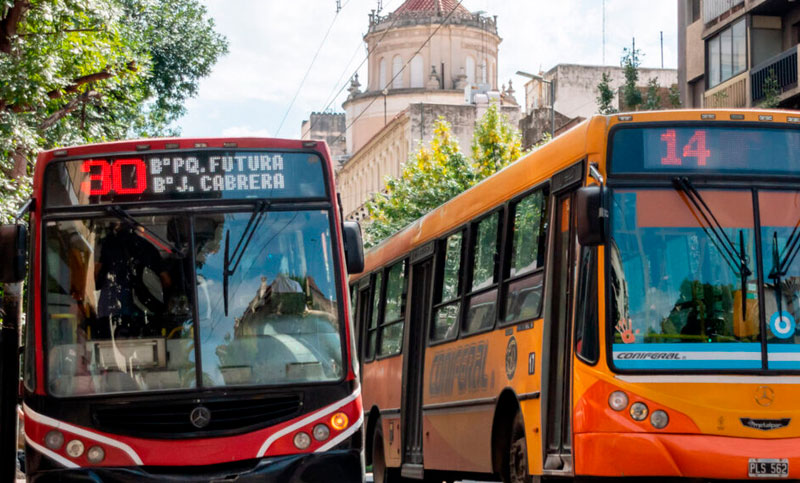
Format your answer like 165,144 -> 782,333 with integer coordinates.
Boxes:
749,459 -> 789,478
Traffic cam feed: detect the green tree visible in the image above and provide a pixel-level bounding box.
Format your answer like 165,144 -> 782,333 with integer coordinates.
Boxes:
668,84 -> 681,108
472,103 -> 523,178
643,77 -> 661,110
620,45 -> 643,110
365,118 -> 474,245
761,68 -> 781,109
365,104 -> 524,246
596,71 -> 617,114
0,0 -> 227,222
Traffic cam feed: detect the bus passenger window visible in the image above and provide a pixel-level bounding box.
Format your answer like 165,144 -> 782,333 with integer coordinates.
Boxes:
574,247 -> 599,363
464,213 -> 501,333
503,190 -> 547,325
431,232 -> 463,342
365,272 -> 383,360
378,261 -> 406,356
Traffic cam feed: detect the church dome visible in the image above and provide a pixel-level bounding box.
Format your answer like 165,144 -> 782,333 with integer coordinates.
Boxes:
392,0 -> 472,19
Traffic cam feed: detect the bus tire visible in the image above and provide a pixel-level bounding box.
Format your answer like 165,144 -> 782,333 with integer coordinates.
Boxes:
372,422 -> 404,483
509,411 -> 530,483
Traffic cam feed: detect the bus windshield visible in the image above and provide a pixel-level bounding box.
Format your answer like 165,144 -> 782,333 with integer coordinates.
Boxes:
44,208 -> 343,396
609,188 -> 800,371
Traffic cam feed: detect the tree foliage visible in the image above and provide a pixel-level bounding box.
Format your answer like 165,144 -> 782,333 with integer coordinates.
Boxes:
0,0 -> 227,222
620,45 -> 643,111
596,71 -> 617,114
365,104 -> 523,246
643,77 -> 662,110
761,68 -> 781,109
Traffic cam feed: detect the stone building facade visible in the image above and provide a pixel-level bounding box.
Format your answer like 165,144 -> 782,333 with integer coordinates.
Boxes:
303,0 -> 520,221
678,0 -> 800,109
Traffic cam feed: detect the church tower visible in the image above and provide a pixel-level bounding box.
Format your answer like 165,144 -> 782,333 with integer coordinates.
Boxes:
343,0 -> 502,154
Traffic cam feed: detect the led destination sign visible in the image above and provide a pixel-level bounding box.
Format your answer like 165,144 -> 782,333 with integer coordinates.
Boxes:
44,151 -> 327,207
611,126 -> 800,175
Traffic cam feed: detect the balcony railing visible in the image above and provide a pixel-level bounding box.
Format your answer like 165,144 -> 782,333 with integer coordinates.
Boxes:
751,46 -> 798,103
704,72 -> 747,108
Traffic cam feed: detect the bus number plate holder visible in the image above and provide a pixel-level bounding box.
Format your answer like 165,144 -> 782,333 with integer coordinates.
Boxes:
748,458 -> 789,478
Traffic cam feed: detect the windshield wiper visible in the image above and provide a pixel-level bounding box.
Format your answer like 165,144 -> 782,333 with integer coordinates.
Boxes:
769,217 -> 800,280
223,201 -> 269,316
672,177 -> 752,319
106,206 -> 184,257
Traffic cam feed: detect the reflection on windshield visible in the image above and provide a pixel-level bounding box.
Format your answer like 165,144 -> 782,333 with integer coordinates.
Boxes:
194,210 -> 342,386
760,191 -> 800,369
45,216 -> 196,396
609,189 -> 761,370
44,209 -> 342,396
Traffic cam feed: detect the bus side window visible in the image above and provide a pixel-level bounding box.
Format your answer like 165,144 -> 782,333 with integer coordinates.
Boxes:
365,272 -> 383,361
574,247 -> 599,363
377,260 -> 407,356
431,231 -> 464,343
463,211 -> 502,334
502,189 -> 548,325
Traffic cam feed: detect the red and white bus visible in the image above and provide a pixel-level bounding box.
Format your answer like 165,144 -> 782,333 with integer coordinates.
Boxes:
0,137 -> 365,481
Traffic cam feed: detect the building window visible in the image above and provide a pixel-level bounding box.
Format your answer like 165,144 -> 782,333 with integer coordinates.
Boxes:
411,54 -> 424,88
392,55 -> 403,89
707,18 -> 746,88
688,0 -> 700,24
379,58 -> 387,90
466,56 -> 475,85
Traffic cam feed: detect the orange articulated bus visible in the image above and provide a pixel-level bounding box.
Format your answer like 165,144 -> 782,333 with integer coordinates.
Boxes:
352,110 -> 800,482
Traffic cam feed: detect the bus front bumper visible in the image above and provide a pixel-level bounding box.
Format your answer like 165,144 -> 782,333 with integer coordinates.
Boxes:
575,432 -> 800,479
26,448 -> 363,483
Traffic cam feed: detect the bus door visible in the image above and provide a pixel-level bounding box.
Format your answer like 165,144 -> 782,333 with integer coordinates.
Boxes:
542,162 -> 583,474
401,243 -> 434,478
356,280 -> 372,371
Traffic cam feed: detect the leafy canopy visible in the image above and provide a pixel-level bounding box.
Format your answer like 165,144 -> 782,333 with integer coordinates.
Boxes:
0,0 -> 227,222
365,104 -> 523,246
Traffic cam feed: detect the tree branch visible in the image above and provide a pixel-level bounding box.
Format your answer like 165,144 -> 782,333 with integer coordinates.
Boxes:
0,0 -> 30,54
39,90 -> 100,131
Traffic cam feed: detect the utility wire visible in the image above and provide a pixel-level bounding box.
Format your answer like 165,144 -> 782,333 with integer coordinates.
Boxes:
307,0 -> 404,133
331,0 -> 466,147
275,0 -> 352,136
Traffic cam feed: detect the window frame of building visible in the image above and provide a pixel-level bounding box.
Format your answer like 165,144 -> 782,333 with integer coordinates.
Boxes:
498,186 -> 549,327
392,55 -> 404,89
410,54 -> 424,88
379,57 -> 387,90
376,259 -> 408,358
706,17 -> 747,89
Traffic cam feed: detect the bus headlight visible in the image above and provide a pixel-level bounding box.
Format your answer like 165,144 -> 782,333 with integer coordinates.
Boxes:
66,439 -> 85,458
293,431 -> 311,450
313,423 -> 330,441
87,445 -> 105,463
650,410 -> 669,429
630,402 -> 649,421
608,391 -> 628,411
44,430 -> 64,450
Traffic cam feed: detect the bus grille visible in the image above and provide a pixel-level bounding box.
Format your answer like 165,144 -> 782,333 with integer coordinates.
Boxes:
92,393 -> 302,438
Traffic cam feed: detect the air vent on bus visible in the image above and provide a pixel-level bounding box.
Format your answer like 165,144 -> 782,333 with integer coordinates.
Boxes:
92,393 -> 302,438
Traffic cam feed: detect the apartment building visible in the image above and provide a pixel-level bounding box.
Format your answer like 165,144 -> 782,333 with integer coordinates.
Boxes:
678,0 -> 800,108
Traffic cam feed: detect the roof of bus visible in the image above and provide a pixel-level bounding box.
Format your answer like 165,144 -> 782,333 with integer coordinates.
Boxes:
352,108 -> 800,278
33,137 -> 333,186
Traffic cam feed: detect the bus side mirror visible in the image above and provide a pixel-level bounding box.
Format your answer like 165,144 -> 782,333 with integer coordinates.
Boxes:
343,221 -> 365,274
576,185 -> 608,246
0,224 -> 26,283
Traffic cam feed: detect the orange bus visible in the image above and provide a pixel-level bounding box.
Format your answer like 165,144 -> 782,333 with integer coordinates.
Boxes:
352,109 -> 800,482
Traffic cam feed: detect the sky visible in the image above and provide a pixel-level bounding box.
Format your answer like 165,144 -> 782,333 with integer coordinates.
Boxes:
175,0 -> 678,139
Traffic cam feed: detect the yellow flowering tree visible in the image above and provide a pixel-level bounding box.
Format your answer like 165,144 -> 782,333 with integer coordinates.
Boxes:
364,104 -> 523,246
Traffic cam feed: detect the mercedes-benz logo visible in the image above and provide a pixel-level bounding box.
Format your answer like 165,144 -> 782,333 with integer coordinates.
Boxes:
190,406 -> 211,429
755,386 -> 775,407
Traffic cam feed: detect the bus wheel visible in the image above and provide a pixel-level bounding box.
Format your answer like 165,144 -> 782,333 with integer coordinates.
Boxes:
372,422 -> 403,483
509,411 -> 530,483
